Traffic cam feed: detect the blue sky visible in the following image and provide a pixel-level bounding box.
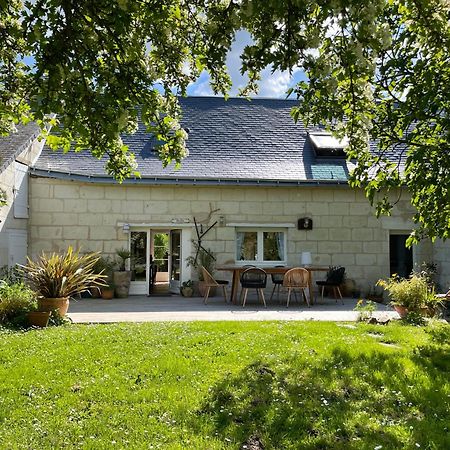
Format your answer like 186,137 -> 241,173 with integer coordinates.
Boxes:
187,31 -> 306,98
21,30 -> 305,99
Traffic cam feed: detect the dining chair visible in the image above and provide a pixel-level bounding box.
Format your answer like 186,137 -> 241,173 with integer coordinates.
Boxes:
283,268 -> 310,308
269,266 -> 286,303
316,266 -> 346,304
240,268 -> 267,307
201,266 -> 228,304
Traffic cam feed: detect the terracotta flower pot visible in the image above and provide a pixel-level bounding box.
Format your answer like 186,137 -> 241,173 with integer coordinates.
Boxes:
393,305 -> 408,318
27,311 -> 50,328
90,286 -> 102,298
101,288 -> 114,299
38,297 -> 70,316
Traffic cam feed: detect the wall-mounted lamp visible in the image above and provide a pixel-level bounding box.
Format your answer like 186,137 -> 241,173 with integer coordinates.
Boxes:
122,223 -> 130,233
301,251 -> 312,266
219,215 -> 226,226
298,217 -> 313,230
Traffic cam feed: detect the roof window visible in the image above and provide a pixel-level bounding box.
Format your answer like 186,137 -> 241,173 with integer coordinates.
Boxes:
309,131 -> 348,158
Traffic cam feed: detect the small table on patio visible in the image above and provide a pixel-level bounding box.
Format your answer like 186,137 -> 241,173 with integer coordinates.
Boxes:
217,265 -> 329,305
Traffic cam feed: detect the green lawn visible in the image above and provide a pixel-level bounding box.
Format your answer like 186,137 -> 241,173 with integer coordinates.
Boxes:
0,322 -> 449,449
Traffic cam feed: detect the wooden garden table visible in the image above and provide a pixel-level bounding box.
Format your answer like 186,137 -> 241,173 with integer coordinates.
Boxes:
217,265 -> 329,305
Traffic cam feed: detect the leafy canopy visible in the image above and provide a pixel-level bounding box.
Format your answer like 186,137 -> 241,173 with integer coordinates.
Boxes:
1,0 -> 449,242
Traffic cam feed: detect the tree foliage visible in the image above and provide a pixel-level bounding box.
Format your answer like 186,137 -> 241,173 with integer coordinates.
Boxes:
1,0 -> 449,241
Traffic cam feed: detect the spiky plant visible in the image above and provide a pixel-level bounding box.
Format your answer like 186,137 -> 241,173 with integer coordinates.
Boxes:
20,247 -> 107,298
115,248 -> 132,271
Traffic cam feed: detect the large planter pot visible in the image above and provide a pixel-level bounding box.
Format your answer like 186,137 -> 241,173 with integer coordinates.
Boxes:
27,311 -> 50,328
180,287 -> 194,297
113,271 -> 132,298
393,305 -> 408,318
38,297 -> 70,316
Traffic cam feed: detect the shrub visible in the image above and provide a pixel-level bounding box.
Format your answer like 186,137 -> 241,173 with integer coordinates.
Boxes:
377,274 -> 429,311
354,299 -> 377,321
21,246 -> 106,298
0,265 -> 23,284
115,249 -> 132,271
186,245 -> 216,281
0,282 -> 37,324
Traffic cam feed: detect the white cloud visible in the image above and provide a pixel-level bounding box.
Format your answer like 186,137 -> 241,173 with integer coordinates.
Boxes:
188,30 -> 305,98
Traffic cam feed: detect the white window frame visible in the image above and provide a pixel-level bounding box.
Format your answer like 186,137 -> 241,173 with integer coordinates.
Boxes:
235,228 -> 287,266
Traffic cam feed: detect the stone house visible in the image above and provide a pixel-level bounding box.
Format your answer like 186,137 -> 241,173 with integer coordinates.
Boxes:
1,97 -> 449,294
0,122 -> 46,268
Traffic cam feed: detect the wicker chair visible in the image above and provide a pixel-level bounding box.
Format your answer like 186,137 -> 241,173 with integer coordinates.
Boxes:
201,267 -> 228,304
282,268 -> 310,308
240,268 -> 267,307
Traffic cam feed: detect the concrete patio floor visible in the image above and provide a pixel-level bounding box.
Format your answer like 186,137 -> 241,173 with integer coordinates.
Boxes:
68,295 -> 398,323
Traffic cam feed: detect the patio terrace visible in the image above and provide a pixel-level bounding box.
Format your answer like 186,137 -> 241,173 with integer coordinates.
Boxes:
67,295 -> 397,323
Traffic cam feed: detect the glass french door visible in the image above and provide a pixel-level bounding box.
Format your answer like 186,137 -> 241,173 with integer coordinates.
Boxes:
129,229 -> 182,295
169,230 -> 181,293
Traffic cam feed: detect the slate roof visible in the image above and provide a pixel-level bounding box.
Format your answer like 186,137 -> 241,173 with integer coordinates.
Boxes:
0,122 -> 41,173
33,97 -> 360,185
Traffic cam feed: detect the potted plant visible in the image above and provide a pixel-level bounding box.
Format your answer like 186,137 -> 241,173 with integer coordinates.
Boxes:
20,246 -> 106,316
0,281 -> 46,327
180,280 -> 194,297
113,248 -> 132,298
186,246 -> 216,297
93,256 -> 116,299
377,274 -> 429,318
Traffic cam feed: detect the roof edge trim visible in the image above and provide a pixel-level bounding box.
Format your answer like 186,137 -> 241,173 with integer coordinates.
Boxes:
29,168 -> 349,187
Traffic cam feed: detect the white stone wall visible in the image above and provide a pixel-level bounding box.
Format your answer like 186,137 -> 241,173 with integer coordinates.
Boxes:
433,239 -> 450,291
0,138 -> 45,266
28,177 -> 443,293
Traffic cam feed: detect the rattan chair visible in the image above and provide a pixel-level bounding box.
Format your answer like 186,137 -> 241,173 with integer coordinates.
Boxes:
283,268 -> 310,308
316,266 -> 345,304
240,267 -> 267,307
201,266 -> 228,304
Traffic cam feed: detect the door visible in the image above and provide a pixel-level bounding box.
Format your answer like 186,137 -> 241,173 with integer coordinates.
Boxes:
390,234 -> 413,278
129,231 -> 148,295
169,230 -> 181,293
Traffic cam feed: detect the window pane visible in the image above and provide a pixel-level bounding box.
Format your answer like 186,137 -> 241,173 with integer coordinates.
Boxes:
263,232 -> 284,261
130,232 -> 147,281
237,231 -> 257,261
153,233 -> 169,273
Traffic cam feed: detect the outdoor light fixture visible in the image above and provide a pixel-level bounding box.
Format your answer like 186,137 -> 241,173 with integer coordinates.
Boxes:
301,251 -> 312,266
122,223 -> 130,233
298,217 -> 313,230
219,215 -> 226,226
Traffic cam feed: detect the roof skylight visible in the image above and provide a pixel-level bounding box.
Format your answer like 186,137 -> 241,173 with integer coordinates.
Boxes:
309,131 -> 348,158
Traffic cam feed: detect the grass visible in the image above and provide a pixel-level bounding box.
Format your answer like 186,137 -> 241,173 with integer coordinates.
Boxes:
0,321 -> 449,449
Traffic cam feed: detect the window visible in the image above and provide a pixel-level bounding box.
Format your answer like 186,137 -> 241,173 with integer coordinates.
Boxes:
309,131 -> 348,159
236,229 -> 286,264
